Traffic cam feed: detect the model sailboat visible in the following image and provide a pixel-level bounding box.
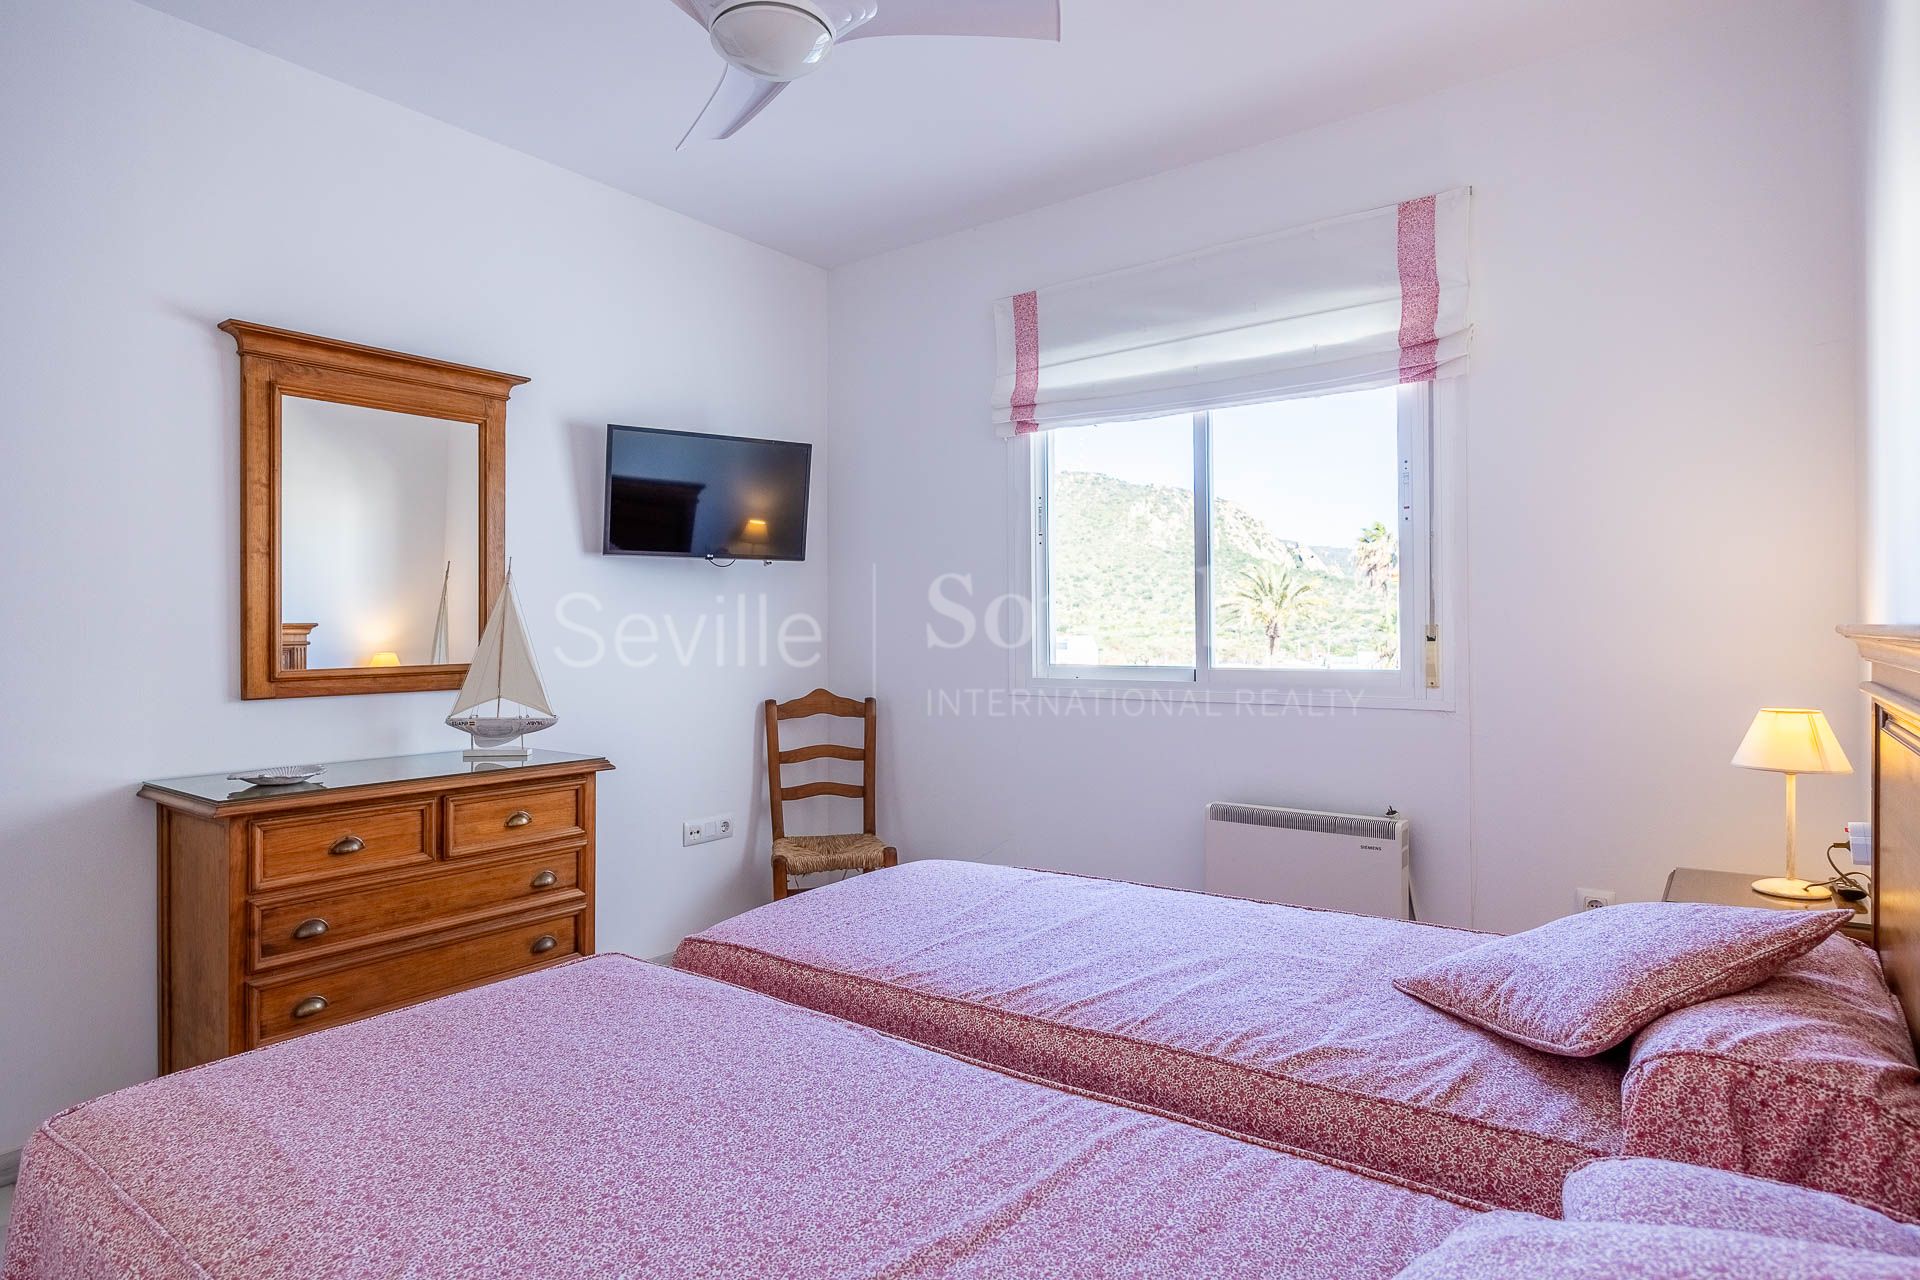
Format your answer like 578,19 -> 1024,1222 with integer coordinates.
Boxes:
447,571 -> 556,760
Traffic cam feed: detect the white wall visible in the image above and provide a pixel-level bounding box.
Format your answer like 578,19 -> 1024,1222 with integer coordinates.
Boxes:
1864,0 -> 1920,619
0,0 -> 829,1151
826,0 -> 1866,934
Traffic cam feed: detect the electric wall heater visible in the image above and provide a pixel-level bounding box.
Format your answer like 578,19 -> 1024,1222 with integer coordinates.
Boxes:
1203,803 -> 1413,920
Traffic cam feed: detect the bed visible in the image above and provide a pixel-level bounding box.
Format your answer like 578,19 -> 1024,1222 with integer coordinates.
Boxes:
677,863 -> 1624,1215
16,957 -> 1920,1280
2,953 -> 1477,1279
678,652 -> 1920,1223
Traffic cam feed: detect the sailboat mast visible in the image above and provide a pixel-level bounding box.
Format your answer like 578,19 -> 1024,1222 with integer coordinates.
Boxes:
495,567 -> 509,718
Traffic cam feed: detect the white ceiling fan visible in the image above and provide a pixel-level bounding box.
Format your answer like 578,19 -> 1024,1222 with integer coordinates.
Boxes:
668,0 -> 1061,148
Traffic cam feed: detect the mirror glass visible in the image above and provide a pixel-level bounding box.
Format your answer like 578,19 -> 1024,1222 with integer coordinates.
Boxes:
279,395 -> 480,671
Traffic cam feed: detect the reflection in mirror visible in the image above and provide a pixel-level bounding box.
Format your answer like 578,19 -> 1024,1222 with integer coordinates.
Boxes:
279,396 -> 480,671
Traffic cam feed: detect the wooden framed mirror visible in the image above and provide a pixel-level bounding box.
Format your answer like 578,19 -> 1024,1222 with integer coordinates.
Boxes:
222,321 -> 526,699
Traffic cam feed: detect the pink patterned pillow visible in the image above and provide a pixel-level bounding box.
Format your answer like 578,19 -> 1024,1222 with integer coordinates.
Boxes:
1563,1157 -> 1920,1256
1395,1212 -> 1920,1279
1394,903 -> 1851,1057
1622,935 -> 1920,1223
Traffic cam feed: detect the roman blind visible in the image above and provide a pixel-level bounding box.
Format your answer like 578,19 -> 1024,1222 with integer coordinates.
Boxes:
991,188 -> 1472,436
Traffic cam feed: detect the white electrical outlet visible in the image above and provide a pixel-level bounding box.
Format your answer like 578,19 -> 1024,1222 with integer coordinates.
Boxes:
1848,821 -> 1873,867
1575,886 -> 1616,911
682,814 -> 738,847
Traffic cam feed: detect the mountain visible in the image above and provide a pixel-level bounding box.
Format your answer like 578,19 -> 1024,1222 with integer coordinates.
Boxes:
1048,471 -> 1398,669
1311,545 -> 1357,577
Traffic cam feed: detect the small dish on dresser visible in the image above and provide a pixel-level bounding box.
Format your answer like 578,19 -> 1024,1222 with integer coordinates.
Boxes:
227,764 -> 327,787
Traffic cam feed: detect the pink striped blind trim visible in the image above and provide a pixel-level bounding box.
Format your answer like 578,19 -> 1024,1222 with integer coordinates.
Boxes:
1397,195 -> 1440,383
1010,290 -> 1040,434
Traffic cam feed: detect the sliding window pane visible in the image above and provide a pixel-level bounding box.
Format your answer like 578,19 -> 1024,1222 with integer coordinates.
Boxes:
1046,415 -> 1195,668
1210,388 -> 1401,670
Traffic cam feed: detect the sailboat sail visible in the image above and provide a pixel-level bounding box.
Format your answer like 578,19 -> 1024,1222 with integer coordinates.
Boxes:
448,574 -> 556,753
451,576 -> 553,717
429,563 -> 450,665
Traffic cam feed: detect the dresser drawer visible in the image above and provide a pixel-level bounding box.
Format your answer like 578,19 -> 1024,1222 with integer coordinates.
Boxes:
445,782 -> 585,857
247,910 -> 582,1044
250,848 -> 585,971
250,801 -> 435,891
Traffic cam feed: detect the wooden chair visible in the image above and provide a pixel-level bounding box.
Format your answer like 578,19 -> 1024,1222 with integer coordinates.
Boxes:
764,688 -> 897,900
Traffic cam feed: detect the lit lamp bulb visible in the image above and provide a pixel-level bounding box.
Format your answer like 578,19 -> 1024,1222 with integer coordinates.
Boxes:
367,651 -> 401,668
709,2 -> 834,81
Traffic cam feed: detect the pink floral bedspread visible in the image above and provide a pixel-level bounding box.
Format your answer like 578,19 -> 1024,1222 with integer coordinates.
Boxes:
678,860 -> 1627,1215
3,954 -> 1473,1279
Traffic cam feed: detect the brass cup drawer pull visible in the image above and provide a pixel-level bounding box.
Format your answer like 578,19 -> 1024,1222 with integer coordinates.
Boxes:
328,834 -> 366,856
292,918 -> 330,941
531,934 -> 558,955
530,870 -> 558,890
504,810 -> 534,829
292,995 -> 329,1019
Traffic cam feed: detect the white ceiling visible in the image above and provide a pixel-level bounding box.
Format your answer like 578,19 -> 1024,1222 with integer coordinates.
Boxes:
135,0 -> 1680,266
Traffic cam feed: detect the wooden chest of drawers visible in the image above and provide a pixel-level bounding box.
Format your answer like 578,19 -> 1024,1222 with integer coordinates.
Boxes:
142,751 -> 612,1072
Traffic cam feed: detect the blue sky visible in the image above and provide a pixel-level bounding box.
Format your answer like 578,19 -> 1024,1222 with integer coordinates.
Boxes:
1051,386 -> 1399,548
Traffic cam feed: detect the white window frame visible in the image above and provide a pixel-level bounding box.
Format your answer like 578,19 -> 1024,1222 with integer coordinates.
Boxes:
1008,382 -> 1459,711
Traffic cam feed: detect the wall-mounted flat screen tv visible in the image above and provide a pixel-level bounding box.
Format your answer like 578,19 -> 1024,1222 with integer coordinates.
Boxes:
602,425 -> 811,561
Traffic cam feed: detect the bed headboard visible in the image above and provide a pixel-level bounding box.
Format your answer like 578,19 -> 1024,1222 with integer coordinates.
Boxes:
1840,625 -> 1920,1049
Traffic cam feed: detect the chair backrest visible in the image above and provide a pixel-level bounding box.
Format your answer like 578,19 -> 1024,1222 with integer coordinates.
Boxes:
763,688 -> 877,841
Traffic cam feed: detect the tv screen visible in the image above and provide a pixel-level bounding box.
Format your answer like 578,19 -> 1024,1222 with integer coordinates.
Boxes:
603,425 -> 811,561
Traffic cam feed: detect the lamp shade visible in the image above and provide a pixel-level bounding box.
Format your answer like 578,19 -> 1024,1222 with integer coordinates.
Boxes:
1731,708 -> 1851,775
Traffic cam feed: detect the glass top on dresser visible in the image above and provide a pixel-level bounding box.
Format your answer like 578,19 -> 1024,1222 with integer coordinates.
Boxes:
141,750 -> 608,807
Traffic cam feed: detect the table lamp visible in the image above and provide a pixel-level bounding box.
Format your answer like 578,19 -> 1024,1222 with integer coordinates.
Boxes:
1731,708 -> 1852,900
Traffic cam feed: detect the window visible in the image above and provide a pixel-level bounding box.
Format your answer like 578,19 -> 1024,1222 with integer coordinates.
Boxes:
1028,383 -> 1440,703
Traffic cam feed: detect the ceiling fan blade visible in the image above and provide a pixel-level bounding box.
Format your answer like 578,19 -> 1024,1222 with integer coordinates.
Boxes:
677,65 -> 789,148
665,0 -> 710,23
844,0 -> 1060,41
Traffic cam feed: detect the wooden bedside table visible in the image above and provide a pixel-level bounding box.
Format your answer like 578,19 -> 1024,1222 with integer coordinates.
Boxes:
1663,867 -> 1872,944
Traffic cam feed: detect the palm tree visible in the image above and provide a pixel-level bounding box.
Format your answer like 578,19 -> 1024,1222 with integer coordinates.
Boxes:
1231,565 -> 1318,660
1354,521 -> 1398,595
1367,613 -> 1400,668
